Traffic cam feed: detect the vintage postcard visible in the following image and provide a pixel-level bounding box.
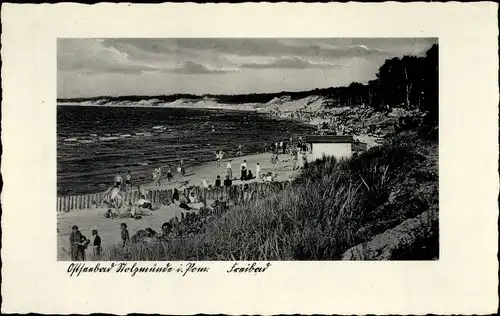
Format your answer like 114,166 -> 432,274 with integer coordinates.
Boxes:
1,2 -> 498,315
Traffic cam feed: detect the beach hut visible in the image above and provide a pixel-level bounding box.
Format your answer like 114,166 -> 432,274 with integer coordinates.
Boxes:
304,135 -> 365,161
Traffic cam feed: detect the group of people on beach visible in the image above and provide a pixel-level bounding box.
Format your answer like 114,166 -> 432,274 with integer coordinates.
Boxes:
68,220 -> 175,261
153,160 -> 186,186
268,136 -> 310,170
114,171 -> 133,191
69,225 -> 101,261
67,136 -> 312,260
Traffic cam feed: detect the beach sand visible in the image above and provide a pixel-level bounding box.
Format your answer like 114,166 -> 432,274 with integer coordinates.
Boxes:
57,151 -> 307,260
142,151 -> 304,190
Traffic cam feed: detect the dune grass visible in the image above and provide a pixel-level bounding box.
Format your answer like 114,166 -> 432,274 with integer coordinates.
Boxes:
102,131 -> 438,261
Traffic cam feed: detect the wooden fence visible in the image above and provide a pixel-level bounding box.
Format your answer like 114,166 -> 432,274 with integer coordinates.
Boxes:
56,181 -> 292,212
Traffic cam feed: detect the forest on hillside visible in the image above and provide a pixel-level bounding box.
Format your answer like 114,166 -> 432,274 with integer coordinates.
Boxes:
58,44 -> 438,124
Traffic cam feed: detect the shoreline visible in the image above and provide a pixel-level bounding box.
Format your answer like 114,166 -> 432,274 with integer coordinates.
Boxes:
57,150 -> 307,198
57,103 -> 260,112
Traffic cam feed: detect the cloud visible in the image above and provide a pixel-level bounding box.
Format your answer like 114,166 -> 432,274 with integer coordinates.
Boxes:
58,38 -> 436,76
241,56 -> 341,69
161,61 -> 234,74
94,38 -> 396,63
58,39 -> 158,74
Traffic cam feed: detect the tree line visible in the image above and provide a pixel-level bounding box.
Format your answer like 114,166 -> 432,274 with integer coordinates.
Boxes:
322,44 -> 438,116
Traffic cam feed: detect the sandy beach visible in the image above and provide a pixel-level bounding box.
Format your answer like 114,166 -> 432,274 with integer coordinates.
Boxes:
142,151 -> 305,190
57,150 -> 307,260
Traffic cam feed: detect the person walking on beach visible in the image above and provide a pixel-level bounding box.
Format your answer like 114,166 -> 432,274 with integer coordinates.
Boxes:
156,167 -> 162,186
120,223 -> 130,247
125,171 -> 132,191
255,162 -> 261,181
115,173 -> 123,188
215,151 -> 221,167
226,160 -> 233,179
92,229 -> 102,258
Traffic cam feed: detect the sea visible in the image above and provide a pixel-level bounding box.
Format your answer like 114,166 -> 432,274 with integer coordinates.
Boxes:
57,105 -> 315,196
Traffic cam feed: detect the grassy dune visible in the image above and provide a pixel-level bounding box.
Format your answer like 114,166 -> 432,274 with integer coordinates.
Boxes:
103,131 -> 438,261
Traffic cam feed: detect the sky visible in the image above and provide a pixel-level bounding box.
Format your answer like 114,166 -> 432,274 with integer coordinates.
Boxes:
57,38 -> 437,98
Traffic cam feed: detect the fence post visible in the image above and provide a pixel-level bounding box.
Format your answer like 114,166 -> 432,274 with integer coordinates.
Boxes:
167,189 -> 172,203
158,190 -> 164,205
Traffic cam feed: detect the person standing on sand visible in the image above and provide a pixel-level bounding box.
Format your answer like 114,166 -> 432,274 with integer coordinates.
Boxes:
138,185 -> 147,199
298,150 -> 304,168
201,177 -> 209,189
226,160 -> 233,179
215,175 -> 222,187
120,223 -> 130,247
152,168 -> 158,183
215,151 -> 221,167
115,173 -> 123,188
224,175 -> 232,187
166,167 -> 173,184
70,225 -> 86,261
292,149 -> 298,170
157,167 -> 163,186
255,162 -> 261,181
177,163 -> 182,178
240,160 -> 248,181
125,171 -> 132,191
302,152 -> 308,169
180,160 -> 185,176
92,229 -> 102,258
236,145 -> 242,156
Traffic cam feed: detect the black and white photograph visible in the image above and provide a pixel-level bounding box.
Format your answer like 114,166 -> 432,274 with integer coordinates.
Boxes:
57,38 -> 439,261
2,3 -> 498,315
